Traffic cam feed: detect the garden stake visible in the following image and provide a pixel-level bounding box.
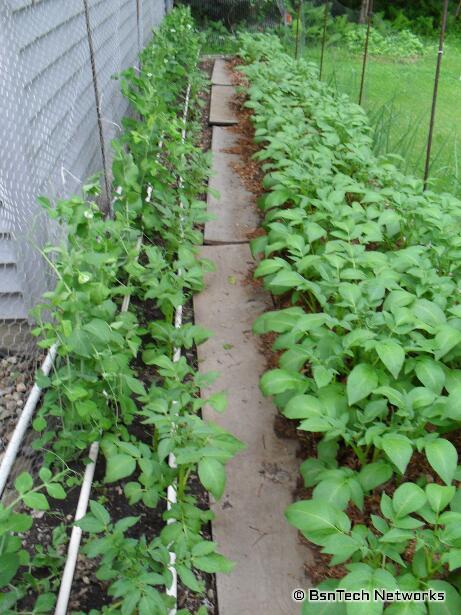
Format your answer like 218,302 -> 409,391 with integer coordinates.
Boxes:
319,0 -> 329,79
358,0 -> 373,106
82,0 -> 111,214
295,0 -> 302,59
424,0 -> 450,190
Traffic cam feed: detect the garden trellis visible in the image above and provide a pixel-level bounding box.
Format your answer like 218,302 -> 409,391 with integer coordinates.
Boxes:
0,0 -> 167,357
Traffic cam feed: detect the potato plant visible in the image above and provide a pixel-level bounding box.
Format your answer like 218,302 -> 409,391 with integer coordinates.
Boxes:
240,33 -> 461,613
0,9 -> 241,615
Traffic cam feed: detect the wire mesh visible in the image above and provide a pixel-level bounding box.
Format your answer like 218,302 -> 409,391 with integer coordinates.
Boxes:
0,0 -> 166,360
177,0 -> 289,52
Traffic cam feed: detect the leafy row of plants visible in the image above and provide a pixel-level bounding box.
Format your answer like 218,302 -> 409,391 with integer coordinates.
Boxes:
239,33 -> 461,614
344,26 -> 425,58
300,2 -> 427,58
0,8 -> 241,614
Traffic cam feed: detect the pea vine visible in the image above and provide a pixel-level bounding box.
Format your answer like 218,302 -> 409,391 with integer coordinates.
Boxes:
0,8 -> 241,615
240,33 -> 461,614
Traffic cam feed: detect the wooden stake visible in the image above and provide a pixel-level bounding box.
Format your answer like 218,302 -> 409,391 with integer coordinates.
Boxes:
358,0 -> 373,106
424,0 -> 449,190
319,0 -> 329,79
295,1 -> 302,59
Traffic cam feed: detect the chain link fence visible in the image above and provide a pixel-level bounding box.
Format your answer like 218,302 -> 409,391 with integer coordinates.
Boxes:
0,0 -> 167,358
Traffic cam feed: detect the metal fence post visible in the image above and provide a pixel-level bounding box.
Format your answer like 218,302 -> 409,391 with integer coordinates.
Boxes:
424,0 -> 449,190
358,0 -> 373,106
82,0 -> 111,213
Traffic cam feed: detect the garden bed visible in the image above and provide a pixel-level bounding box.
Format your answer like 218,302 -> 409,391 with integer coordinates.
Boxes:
0,9 -> 239,615
237,32 -> 461,614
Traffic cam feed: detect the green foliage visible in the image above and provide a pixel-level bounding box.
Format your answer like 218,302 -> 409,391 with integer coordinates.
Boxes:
344,26 -> 425,57
2,8 -> 241,612
240,32 -> 461,604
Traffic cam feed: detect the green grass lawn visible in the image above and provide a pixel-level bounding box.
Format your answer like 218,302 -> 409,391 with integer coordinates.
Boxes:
302,40 -> 461,196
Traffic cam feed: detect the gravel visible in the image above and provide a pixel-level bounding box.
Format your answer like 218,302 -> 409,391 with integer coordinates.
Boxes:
0,354 -> 36,458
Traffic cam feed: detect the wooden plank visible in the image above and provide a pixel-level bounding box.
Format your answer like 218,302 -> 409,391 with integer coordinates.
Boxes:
209,85 -> 238,125
211,58 -> 233,86
194,243 -> 309,615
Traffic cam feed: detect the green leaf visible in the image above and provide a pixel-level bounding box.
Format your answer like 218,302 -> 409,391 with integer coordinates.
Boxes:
313,365 -> 334,388
260,369 -> 304,395
124,376 -> 146,396
392,483 -> 426,518
7,511 -> 33,532
46,483 -> 66,500
347,363 -> 378,405
425,439 -> 457,485
358,461 -> 392,492
427,580 -> 461,614
34,593 -> 56,613
198,458 -> 226,500
385,602 -> 426,614
268,270 -> 305,290
192,541 -> 217,557
194,553 -> 234,573
104,454 -> 136,483
89,500 -> 110,525
413,299 -> 446,329
14,472 -> 33,495
0,553 -> 20,587
32,416 -> 47,431
114,516 -> 139,534
415,359 -> 445,394
75,514 -> 105,534
283,395 -> 322,419
207,391 -> 228,413
23,492 -> 49,511
375,340 -> 405,379
67,329 -> 92,357
177,564 -> 204,593
434,326 -> 461,360
84,319 -> 113,343
313,477 -> 353,510
426,484 -> 455,513
382,433 -> 413,474
285,500 -> 350,544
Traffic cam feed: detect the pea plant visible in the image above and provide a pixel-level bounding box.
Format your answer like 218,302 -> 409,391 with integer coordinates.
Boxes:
0,8 -> 241,615
240,33 -> 461,613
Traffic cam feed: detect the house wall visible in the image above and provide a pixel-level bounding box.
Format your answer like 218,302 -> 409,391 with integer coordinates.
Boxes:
0,0 -> 167,351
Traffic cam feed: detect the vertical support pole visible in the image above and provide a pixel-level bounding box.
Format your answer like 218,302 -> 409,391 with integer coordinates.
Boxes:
424,0 -> 449,190
319,0 -> 329,79
358,0 -> 373,106
135,0 -> 142,56
82,0 -> 111,214
295,1 -> 302,59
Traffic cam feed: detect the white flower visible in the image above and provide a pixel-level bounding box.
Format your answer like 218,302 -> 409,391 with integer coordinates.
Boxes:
78,272 -> 91,284
84,210 -> 94,219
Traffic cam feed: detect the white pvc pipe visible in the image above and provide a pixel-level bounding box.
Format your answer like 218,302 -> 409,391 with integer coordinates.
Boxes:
54,441 -> 99,615
166,83 -> 191,615
0,343 -> 58,498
